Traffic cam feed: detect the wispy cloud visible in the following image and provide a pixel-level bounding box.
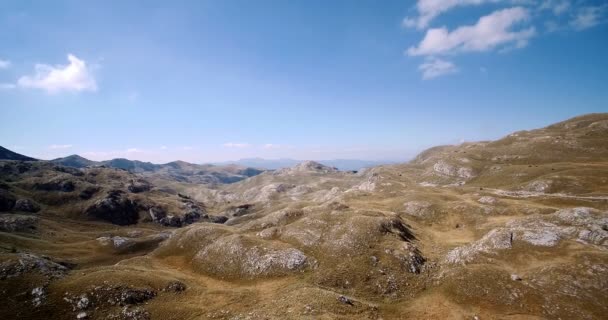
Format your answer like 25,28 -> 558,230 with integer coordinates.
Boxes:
17,54 -> 97,93
126,148 -> 142,153
403,0 -> 502,30
0,59 -> 11,69
407,7 -> 535,56
570,5 -> 607,30
263,144 -> 284,149
223,142 -> 251,148
419,57 -> 458,80
48,144 -> 73,149
539,0 -> 570,15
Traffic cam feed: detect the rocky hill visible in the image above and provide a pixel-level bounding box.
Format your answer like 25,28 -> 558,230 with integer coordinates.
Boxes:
0,113 -> 607,320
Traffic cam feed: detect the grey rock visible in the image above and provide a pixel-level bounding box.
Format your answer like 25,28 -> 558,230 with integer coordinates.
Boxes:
14,198 -> 41,213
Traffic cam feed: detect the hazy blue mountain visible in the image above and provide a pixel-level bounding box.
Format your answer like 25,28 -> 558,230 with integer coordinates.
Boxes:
215,158 -> 396,171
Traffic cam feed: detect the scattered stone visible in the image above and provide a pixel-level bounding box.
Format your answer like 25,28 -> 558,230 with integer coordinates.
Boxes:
478,196 -> 497,205
120,306 -> 150,320
76,312 -> 88,319
164,281 -> 186,293
77,295 -> 90,310
511,274 -> 522,281
31,286 -> 46,307
97,236 -> 135,250
119,288 -> 156,305
337,295 -> 354,305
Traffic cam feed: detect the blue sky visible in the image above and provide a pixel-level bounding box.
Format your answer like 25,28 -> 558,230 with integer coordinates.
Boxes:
0,0 -> 607,163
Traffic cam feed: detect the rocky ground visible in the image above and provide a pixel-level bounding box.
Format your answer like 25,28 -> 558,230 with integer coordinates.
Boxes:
0,113 -> 607,319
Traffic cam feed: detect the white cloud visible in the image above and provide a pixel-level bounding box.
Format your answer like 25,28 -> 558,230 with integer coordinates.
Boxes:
223,142 -> 251,148
539,0 -> 570,15
570,5 -> 607,30
48,144 -> 73,149
0,59 -> 11,69
418,57 -> 459,79
126,148 -> 142,153
0,83 -> 16,90
403,0 -> 502,29
160,146 -> 168,150
17,54 -> 97,93
407,7 -> 535,56
263,144 -> 282,149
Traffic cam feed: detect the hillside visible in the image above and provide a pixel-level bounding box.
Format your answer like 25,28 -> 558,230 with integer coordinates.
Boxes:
0,113 -> 607,320
0,146 -> 37,161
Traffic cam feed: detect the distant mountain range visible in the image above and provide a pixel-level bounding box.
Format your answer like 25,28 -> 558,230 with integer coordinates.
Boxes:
0,149 -> 265,185
215,158 -> 396,171
0,147 -> 392,183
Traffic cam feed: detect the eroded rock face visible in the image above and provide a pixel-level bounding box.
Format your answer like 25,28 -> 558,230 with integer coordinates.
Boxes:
433,160 -> 474,179
0,214 -> 38,232
192,234 -> 314,278
446,207 -> 608,263
446,229 -> 513,264
85,190 -> 139,225
14,199 -> 41,213
0,253 -> 69,280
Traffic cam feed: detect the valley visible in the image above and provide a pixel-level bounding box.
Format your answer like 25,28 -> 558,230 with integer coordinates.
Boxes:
1,113 -> 607,320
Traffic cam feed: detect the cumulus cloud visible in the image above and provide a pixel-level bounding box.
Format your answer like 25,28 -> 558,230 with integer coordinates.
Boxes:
48,144 -> 73,149
407,7 -> 535,56
419,57 -> 459,79
403,0 -> 502,29
0,59 -> 10,69
223,142 -> 251,148
570,5 -> 607,30
17,54 -> 97,93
